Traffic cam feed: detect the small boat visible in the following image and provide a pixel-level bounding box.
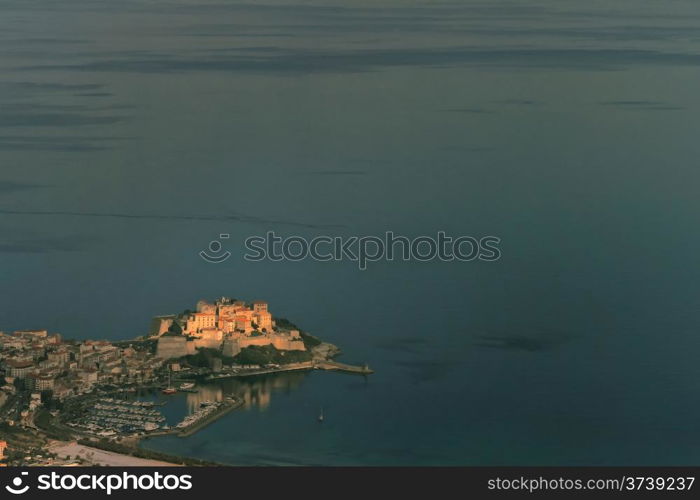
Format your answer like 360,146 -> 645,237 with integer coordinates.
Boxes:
162,370 -> 177,394
179,382 -> 195,390
317,407 -> 324,423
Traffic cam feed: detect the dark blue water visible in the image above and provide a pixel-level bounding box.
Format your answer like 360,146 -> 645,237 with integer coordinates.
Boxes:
2,0 -> 700,464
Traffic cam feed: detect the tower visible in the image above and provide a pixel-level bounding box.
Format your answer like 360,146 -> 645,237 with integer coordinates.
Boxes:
252,301 -> 268,313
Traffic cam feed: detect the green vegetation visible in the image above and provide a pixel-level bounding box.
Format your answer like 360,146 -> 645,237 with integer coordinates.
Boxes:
274,317 -> 299,330
0,421 -> 29,438
179,348 -> 236,367
60,394 -> 97,423
300,331 -> 322,348
76,438 -> 220,466
0,422 -> 48,461
180,344 -> 312,367
34,408 -> 73,441
274,317 -> 321,348
114,338 -> 158,355
168,320 -> 183,335
233,345 -> 311,365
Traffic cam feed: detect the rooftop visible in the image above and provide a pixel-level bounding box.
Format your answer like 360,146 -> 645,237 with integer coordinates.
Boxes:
5,359 -> 34,369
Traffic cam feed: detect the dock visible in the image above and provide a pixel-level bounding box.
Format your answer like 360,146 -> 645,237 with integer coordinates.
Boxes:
176,398 -> 244,438
205,361 -> 314,381
203,360 -> 373,381
313,360 -> 374,375
134,361 -> 373,440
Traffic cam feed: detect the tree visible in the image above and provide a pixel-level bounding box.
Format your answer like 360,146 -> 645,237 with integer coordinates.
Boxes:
168,321 -> 183,335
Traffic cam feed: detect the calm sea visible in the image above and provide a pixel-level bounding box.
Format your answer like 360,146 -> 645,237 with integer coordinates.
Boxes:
2,0 -> 700,464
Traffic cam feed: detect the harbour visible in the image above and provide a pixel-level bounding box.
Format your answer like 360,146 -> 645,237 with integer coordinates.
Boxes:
175,397 -> 244,438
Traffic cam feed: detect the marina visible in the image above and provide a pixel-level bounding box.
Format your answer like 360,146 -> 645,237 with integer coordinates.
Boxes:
67,398 -> 167,436
174,397 -> 242,438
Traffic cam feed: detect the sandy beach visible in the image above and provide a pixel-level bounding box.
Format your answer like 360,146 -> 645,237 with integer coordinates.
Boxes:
49,441 -> 180,467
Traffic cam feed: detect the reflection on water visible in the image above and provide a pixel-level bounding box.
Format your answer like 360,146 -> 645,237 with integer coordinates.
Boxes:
185,372 -> 308,414
9,0 -> 699,466
184,386 -> 223,413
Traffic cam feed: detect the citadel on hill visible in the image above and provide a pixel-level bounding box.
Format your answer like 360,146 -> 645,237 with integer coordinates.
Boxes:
153,297 -> 307,360
0,297 -> 370,464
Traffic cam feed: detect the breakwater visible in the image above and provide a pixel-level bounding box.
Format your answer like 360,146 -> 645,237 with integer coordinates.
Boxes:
177,398 -> 244,438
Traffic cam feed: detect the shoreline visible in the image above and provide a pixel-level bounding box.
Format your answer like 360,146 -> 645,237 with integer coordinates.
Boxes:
20,340 -> 372,466
30,361 -> 370,466
48,440 -> 183,467
177,398 -> 243,437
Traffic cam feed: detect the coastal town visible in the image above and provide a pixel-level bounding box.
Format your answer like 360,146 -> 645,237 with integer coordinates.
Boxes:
0,297 -> 372,466
153,297 -> 309,359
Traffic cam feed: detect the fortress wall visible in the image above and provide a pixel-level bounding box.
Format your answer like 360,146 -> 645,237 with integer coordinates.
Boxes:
222,339 -> 241,357
156,336 -> 188,359
236,335 -> 306,351
186,341 -> 196,355
149,317 -> 174,337
193,338 -> 223,350
271,337 -> 306,351
238,336 -> 273,349
196,301 -> 216,314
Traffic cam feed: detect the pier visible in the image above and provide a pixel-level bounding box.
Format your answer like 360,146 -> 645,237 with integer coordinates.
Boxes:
203,360 -> 374,381
205,361 -> 314,381
176,398 -> 244,438
313,360 -> 374,375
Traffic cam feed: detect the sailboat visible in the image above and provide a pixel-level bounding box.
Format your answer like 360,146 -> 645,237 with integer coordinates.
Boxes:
317,407 -> 324,423
162,370 -> 177,395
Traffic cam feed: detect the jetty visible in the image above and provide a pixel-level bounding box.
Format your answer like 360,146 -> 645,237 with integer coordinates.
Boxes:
205,361 -> 314,381
176,398 -> 244,438
204,360 -> 373,381
314,360 -> 374,375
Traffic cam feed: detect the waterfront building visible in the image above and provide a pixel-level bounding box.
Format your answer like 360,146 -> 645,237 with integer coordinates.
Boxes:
153,298 -> 306,360
149,315 -> 175,337
13,329 -> 48,339
5,359 -> 35,379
